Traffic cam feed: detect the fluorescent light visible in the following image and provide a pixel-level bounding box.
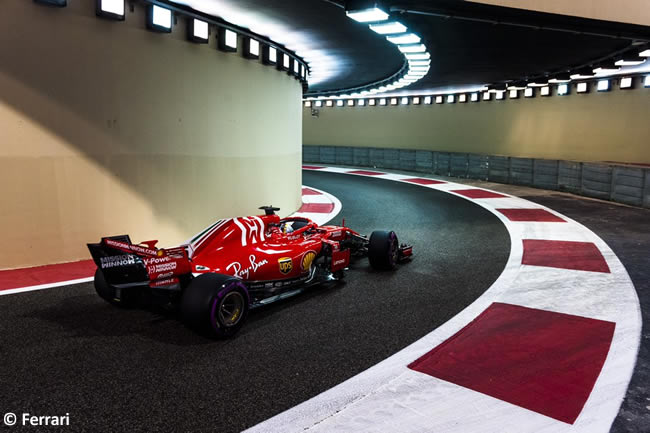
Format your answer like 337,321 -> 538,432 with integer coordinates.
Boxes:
191,19 -> 209,42
387,34 -> 421,44
558,84 -> 569,95
98,0 -> 124,18
326,100 -> 333,107
413,97 -> 420,105
293,60 -> 299,74
524,88 -> 534,98
152,5 -> 172,29
400,97 -> 409,105
509,89 -> 519,99
225,29 -> 237,49
358,99 -> 366,106
645,76 -> 650,87
405,53 -> 430,61
495,91 -> 505,100
424,96 -> 432,105
336,100 -> 344,107
263,46 -> 277,65
471,93 -> 479,102
304,101 -> 312,107
597,80 -> 610,92
283,54 -> 290,70
435,96 -> 443,104
390,98 -> 398,106
347,100 -> 354,107
398,44 -> 426,54
368,99 -> 376,106
447,94 -> 455,103
249,39 -> 259,56
379,98 -> 387,106
346,7 -> 389,23
620,77 -> 633,89
370,22 -> 407,35
315,100 -> 323,107
540,86 -> 551,96
576,82 -> 588,93
482,92 -> 492,101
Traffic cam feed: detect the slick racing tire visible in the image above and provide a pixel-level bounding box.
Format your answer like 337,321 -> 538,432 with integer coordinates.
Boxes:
368,230 -> 399,271
181,273 -> 250,338
94,268 -> 138,308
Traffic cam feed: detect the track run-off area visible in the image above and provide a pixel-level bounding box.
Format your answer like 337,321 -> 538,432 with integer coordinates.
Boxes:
0,167 -> 641,433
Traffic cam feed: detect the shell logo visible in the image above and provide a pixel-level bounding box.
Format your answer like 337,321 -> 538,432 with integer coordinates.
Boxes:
301,251 -> 317,271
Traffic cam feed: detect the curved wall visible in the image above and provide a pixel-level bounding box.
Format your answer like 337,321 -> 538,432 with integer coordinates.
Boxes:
0,0 -> 302,269
303,88 -> 650,164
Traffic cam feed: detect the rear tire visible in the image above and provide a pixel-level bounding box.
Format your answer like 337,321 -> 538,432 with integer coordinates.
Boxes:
368,231 -> 399,270
180,273 -> 250,338
94,268 -> 138,307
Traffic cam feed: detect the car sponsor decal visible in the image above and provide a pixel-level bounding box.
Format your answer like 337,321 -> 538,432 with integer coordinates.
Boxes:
147,261 -> 177,275
104,239 -> 158,256
100,255 -> 135,269
301,251 -> 317,271
226,255 -> 269,279
333,258 -> 346,266
233,216 -> 266,247
278,257 -> 293,275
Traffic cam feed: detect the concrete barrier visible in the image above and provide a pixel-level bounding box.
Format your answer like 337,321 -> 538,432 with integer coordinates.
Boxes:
303,145 -> 650,208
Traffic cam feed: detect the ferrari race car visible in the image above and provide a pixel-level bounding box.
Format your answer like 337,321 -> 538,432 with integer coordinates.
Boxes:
88,206 -> 412,338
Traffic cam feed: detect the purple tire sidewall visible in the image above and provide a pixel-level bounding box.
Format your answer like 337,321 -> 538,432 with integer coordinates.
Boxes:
209,280 -> 249,333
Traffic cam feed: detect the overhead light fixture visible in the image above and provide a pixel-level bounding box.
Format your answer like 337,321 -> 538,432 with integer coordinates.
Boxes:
243,37 -> 260,59
435,96 -> 444,104
304,101 -> 312,107
405,52 -> 430,61
263,46 -> 277,65
576,82 -> 589,93
368,99 -> 376,106
279,53 -> 290,71
387,34 -> 421,44
509,89 -> 519,99
398,44 -> 426,54
217,28 -> 238,52
424,96 -> 432,105
369,21 -> 407,35
447,94 -> 455,104
549,73 -> 571,84
570,67 -> 596,80
558,83 -> 570,95
645,76 -> 650,87
458,94 -> 467,103
620,77 -> 634,89
147,5 -> 172,33
400,97 -> 409,105
96,0 -> 124,20
482,92 -> 492,101
597,80 -> 611,92
470,93 -> 479,102
35,0 -> 66,7
615,54 -> 646,66
495,91 -> 505,100
379,98 -> 387,106
292,59 -> 300,76
326,100 -> 334,107
315,100 -> 323,107
390,98 -> 398,106
345,4 -> 389,23
188,18 -> 209,43
593,61 -> 620,74
540,86 -> 551,97
347,100 -> 355,107
336,100 -> 344,107
358,99 -> 366,106
524,88 -> 534,98
412,97 -> 421,105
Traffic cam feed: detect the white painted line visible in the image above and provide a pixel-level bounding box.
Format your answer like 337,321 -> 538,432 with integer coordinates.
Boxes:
0,277 -> 93,296
247,166 -> 640,433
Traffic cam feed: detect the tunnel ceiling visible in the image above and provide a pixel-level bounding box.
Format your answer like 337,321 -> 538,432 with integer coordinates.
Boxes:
169,0 -> 650,95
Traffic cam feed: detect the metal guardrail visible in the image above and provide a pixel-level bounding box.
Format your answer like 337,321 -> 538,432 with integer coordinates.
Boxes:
303,145 -> 650,208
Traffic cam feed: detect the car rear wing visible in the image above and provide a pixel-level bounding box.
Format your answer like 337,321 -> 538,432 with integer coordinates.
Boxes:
87,235 -> 191,289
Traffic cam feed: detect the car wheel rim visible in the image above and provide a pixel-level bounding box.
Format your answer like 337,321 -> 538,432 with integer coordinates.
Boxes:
389,234 -> 398,265
217,291 -> 245,328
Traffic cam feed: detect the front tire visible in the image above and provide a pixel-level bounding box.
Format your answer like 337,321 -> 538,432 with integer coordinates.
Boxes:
180,273 -> 250,338
368,231 -> 399,270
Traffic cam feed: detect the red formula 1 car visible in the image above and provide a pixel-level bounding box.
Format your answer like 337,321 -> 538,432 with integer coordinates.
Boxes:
88,206 -> 412,337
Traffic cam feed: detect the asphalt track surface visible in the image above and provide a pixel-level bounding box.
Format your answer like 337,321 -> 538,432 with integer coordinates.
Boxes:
0,170 -> 510,432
